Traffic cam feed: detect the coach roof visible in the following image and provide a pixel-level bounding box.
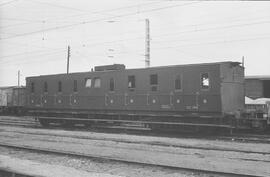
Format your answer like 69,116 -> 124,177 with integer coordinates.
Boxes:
26,61 -> 241,79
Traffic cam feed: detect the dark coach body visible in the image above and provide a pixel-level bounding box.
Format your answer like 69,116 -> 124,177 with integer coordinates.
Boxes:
25,62 -> 245,129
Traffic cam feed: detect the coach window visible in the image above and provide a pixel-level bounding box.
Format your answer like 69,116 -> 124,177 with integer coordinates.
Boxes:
58,81 -> 62,92
109,78 -> 114,91
44,82 -> 48,93
175,75 -> 182,91
128,75 -> 135,89
85,78 -> 92,88
73,80 -> 77,92
31,82 -> 35,93
94,77 -> 101,88
201,73 -> 209,89
150,74 -> 158,91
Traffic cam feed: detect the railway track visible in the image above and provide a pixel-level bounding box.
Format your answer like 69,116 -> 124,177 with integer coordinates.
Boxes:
1,115 -> 270,144
1,127 -> 269,155
0,116 -> 39,128
0,142 -> 263,177
0,116 -> 270,176
0,120 -> 38,128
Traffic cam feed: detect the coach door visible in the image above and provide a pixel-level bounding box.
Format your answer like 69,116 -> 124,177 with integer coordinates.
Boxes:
183,92 -> 199,111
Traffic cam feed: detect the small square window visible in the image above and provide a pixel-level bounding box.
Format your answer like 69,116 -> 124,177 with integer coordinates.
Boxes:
150,74 -> 158,85
85,78 -> 92,88
201,73 -> 209,89
94,77 -> 101,88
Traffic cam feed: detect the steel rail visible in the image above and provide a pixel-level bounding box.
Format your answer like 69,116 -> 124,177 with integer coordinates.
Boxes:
0,117 -> 270,145
0,142 -> 262,177
2,128 -> 270,155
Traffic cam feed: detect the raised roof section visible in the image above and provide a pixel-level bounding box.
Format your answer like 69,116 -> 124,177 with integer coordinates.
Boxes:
94,64 -> 125,71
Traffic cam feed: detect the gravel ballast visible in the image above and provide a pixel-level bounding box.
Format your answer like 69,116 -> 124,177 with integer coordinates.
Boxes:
0,125 -> 270,176
0,147 -> 222,177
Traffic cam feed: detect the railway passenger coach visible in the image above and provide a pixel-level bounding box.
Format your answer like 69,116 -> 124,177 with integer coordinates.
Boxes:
26,61 -> 245,131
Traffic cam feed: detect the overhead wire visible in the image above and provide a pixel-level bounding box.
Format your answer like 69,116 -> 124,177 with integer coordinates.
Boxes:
1,33 -> 270,67
2,40 -> 65,51
2,21 -> 270,64
77,34 -> 270,63
2,1 -> 269,67
38,18 -> 270,54
150,20 -> 270,40
0,49 -> 65,65
152,31 -> 270,44
0,0 -> 18,7
2,25 -> 269,61
0,1 -> 199,40
0,2 -> 199,49
0,17 -> 44,23
151,34 -> 270,53
3,4 -> 269,52
76,34 -> 270,60
28,0 -> 164,22
7,0 -> 255,52
0,48 -> 65,61
27,0 -> 99,13
0,22 -> 38,29
69,17 -> 270,50
150,14 -> 270,35
0,1 -> 162,39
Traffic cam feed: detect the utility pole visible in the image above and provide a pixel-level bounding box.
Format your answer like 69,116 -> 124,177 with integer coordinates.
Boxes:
242,56 -> 245,67
145,19 -> 150,68
67,45 -> 70,74
17,70 -> 20,87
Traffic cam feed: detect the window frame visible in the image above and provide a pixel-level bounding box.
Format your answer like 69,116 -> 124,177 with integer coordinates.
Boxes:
73,80 -> 78,92
200,72 -> 210,90
58,81 -> 62,93
109,78 -> 115,92
44,81 -> 48,93
85,78 -> 92,88
128,75 -> 136,90
150,74 -> 158,91
174,74 -> 183,91
150,74 -> 158,85
93,77 -> 101,88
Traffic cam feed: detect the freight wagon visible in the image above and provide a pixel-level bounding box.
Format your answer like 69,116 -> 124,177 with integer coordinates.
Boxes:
242,76 -> 270,130
26,61 -> 245,132
0,86 -> 26,115
239,97 -> 270,130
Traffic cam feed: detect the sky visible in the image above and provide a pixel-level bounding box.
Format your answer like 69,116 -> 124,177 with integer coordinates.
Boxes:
1,0 -> 270,86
